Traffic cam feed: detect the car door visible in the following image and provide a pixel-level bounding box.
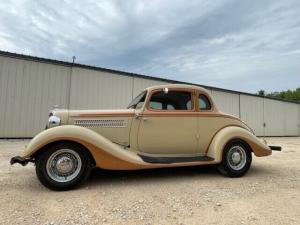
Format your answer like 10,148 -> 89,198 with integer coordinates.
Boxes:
137,89 -> 198,155
197,93 -> 225,154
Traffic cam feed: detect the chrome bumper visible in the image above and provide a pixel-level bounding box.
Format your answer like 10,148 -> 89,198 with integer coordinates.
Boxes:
10,156 -> 34,166
268,145 -> 282,151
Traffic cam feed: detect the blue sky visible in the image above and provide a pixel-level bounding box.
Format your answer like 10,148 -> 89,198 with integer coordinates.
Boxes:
0,0 -> 299,93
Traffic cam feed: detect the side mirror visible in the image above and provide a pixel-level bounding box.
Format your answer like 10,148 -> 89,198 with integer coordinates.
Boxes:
163,87 -> 168,94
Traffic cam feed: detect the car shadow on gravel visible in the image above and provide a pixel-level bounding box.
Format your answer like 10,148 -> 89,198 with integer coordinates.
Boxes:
86,165 -> 220,187
85,164 -> 274,188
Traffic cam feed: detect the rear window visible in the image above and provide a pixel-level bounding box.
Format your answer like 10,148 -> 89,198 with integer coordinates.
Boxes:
198,94 -> 211,110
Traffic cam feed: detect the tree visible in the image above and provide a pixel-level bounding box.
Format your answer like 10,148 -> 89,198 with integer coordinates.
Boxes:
257,90 -> 265,96
259,87 -> 300,101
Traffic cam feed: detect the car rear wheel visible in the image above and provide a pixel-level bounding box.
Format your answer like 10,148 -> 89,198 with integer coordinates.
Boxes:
217,140 -> 252,177
35,142 -> 92,191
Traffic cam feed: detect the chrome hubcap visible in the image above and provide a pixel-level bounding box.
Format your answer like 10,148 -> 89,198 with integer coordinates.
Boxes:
231,152 -> 242,164
227,145 -> 247,170
46,149 -> 82,183
56,156 -> 73,174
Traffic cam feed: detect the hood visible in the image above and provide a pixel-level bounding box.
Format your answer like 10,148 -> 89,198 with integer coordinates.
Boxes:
52,108 -> 135,125
67,109 -> 135,118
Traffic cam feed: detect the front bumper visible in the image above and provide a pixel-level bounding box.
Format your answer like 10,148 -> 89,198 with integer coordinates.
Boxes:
10,156 -> 34,166
268,145 -> 282,151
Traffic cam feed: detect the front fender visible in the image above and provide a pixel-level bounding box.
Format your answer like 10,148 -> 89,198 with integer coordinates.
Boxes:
207,126 -> 272,162
21,125 -> 146,170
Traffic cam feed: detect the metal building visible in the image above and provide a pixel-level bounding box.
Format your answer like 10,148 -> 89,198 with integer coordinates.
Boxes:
0,51 -> 299,138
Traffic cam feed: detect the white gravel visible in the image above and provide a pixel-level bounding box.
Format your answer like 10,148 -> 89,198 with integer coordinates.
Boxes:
0,137 -> 299,225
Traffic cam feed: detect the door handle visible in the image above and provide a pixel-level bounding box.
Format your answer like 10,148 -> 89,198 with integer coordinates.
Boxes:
134,112 -> 141,119
135,113 -> 148,122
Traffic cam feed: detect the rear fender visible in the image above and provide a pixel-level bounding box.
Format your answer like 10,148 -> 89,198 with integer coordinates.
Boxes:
21,125 -> 146,170
207,126 -> 272,162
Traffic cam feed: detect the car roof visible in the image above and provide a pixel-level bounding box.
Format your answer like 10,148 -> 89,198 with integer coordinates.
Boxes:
146,84 -> 210,94
144,84 -> 220,112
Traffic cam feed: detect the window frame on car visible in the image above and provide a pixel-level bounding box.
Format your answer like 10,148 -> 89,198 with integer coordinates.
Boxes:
197,93 -> 212,111
127,90 -> 147,109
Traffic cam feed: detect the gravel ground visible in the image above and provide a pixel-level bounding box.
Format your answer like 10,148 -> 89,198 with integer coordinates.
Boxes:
0,137 -> 299,225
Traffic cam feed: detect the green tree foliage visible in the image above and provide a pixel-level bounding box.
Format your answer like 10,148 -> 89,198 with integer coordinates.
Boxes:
258,90 -> 265,96
257,88 -> 300,101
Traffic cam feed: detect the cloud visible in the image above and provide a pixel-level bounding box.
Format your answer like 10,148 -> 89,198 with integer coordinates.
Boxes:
0,0 -> 299,92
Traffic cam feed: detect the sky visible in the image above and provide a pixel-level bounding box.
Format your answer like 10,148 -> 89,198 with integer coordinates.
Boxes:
0,0 -> 299,93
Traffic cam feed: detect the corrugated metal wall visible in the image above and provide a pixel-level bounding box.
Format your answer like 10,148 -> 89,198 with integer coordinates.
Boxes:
212,90 -> 240,117
69,68 -> 133,109
283,102 -> 299,136
132,77 -> 169,97
0,56 -> 70,137
69,69 -> 169,109
0,54 -> 299,137
263,99 -> 286,136
240,95 -> 264,136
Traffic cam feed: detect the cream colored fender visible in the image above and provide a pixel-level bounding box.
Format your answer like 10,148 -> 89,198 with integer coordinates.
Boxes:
206,126 -> 272,162
21,125 -> 148,170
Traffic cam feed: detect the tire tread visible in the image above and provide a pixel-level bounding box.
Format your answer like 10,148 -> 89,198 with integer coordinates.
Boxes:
35,142 -> 92,191
217,139 -> 252,177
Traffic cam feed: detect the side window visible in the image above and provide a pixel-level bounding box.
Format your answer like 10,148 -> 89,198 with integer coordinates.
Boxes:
149,101 -> 163,110
198,94 -> 211,110
149,91 -> 192,110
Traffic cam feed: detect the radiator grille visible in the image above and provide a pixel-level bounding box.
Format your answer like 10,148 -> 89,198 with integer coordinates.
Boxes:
75,119 -> 127,128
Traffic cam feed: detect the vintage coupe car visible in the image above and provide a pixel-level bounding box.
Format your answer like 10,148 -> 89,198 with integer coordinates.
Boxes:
11,84 -> 281,190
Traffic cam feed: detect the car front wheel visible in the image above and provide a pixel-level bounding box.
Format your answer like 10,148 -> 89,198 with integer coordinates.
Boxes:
35,142 -> 92,191
217,140 -> 252,177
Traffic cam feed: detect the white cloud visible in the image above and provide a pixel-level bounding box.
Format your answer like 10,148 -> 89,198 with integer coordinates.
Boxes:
0,0 -> 299,92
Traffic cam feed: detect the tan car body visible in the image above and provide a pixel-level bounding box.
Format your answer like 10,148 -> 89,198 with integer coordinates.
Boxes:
18,84 -> 272,170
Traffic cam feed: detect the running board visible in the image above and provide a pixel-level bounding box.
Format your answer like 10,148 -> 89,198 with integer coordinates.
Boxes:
138,154 -> 214,164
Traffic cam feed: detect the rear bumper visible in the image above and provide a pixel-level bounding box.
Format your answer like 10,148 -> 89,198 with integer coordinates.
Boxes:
269,145 -> 282,151
10,156 -> 34,166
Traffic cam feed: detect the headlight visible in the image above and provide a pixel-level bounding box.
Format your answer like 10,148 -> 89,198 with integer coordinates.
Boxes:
47,115 -> 61,128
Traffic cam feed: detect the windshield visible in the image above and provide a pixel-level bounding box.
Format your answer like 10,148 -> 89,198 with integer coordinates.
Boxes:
127,91 -> 147,109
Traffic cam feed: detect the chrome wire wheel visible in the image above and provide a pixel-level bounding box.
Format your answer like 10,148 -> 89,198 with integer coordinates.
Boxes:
46,149 -> 82,183
226,145 -> 247,171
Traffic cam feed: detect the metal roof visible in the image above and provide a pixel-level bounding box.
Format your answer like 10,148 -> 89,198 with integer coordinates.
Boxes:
0,50 -> 299,105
